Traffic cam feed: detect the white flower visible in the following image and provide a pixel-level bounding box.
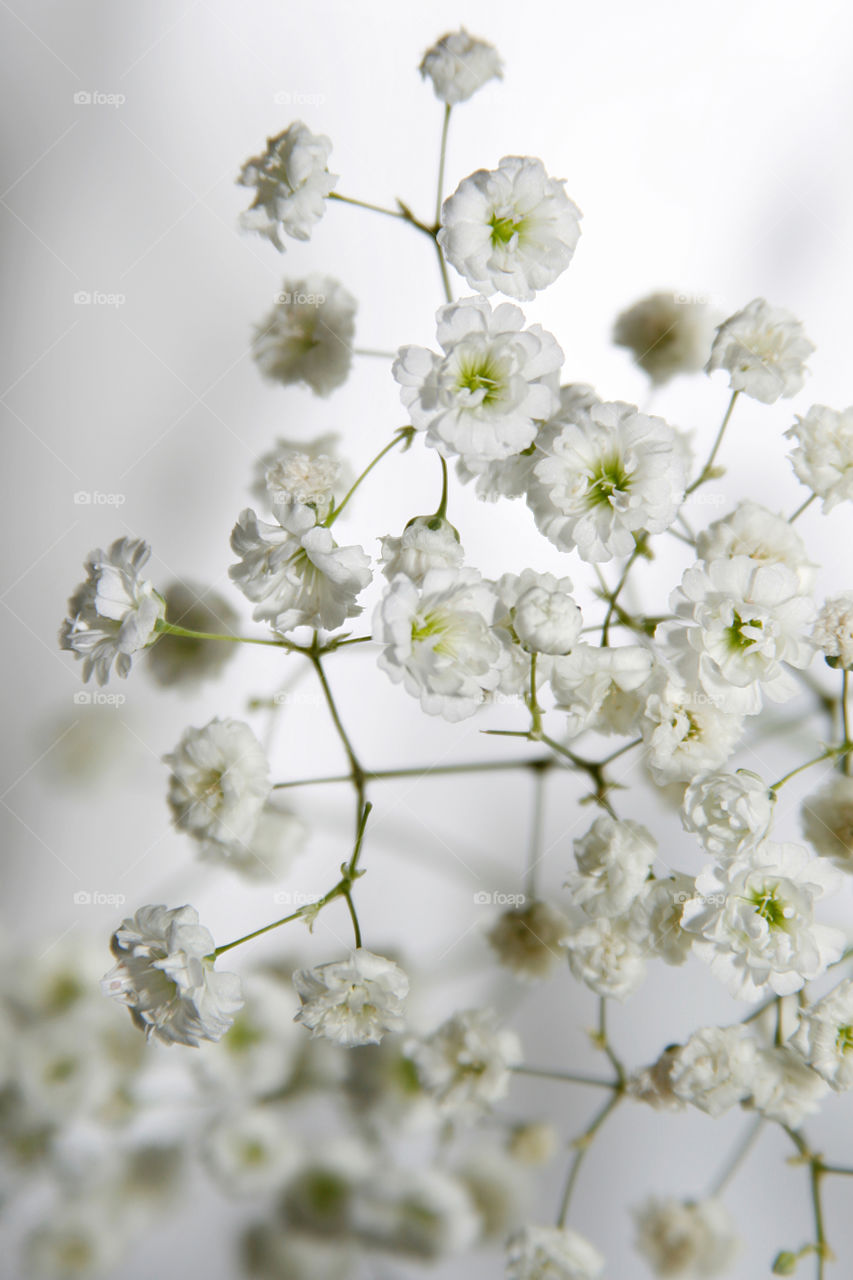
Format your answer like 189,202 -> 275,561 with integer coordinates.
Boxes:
352,1167 -> 480,1259
486,900 -> 571,980
802,775 -> 853,870
786,404 -> 853,511
145,580 -> 239,689
293,950 -> 408,1047
250,431 -> 351,512
252,275 -> 356,397
194,972 -> 301,1100
25,1196 -> 129,1279
164,717 -> 271,853
812,593 -> 853,668
695,500 -> 816,592
506,1224 -> 604,1280
640,673 -> 744,784
566,815 -> 656,917
791,979 -> 853,1090
682,841 -> 844,1001
238,121 -> 337,250
565,916 -> 647,1000
706,298 -> 814,403
665,1026 -> 758,1116
634,1197 -> 739,1277
203,1105 -> 301,1195
456,1150 -> 527,1243
497,570 -> 582,655
373,568 -> 508,721
101,904 -> 243,1046
230,505 -> 371,634
529,401 -> 686,562
60,538 -> 165,685
550,642 -> 653,739
747,1045 -> 828,1127
200,804 -> 308,881
394,296 -> 562,465
406,1008 -> 522,1118
419,29 -> 502,104
613,292 -> 715,385
661,558 -> 815,716
681,770 -> 776,863
629,873 -> 696,966
438,157 -> 582,301
379,515 -> 464,583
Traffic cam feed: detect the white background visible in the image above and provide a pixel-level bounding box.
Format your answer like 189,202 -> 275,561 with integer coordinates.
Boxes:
3,1 -> 853,1276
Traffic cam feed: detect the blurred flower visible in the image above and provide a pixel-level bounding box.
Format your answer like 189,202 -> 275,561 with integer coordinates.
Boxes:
633,1196 -> 739,1277
293,950 -> 409,1046
813,592 -> 853,668
238,121 -> 337,250
802,775 -> 853,870
145,580 -> 239,689
791,979 -> 853,1090
419,29 -> 503,104
101,904 -> 243,1046
407,1008 -> 521,1118
506,1224 -> 605,1280
529,401 -> 686,562
352,1166 -> 480,1259
486,900 -> 571,980
439,158 -> 582,301
706,298 -> 814,403
252,275 -> 356,397
613,291 -> 715,384
165,717 -> 270,853
60,538 -> 164,685
250,431 -> 352,512
695,501 -> 816,592
565,916 -> 647,1000
394,295 -> 562,466
663,1025 -> 758,1116
629,874 -> 696,966
786,404 -> 853,511
747,1044 -> 828,1126
202,1104 -> 301,1196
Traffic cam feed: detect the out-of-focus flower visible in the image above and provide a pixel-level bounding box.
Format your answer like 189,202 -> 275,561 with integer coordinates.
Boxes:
486,900 -> 571,980
802,775 -> 853,871
529,401 -> 686,562
373,567 -> 508,721
791,979 -> 853,1090
629,873 -> 696,966
681,769 -> 776,863
203,1104 -> 301,1195
747,1045 -> 828,1127
706,298 -> 814,403
682,842 -> 844,1000
406,1008 -> 521,1118
164,717 -> 271,853
379,515 -> 464,583
663,1025 -> 758,1116
250,431 -> 351,514
786,404 -> 853,511
238,121 -> 337,250
506,1224 -> 605,1280
230,505 -> 371,634
633,1196 -> 739,1277
101,904 -> 243,1046
812,593 -> 853,669
60,538 -> 165,685
439,158 -> 582,301
145,580 -> 239,689
293,950 -> 409,1047
394,295 -> 562,466
565,917 -> 648,1000
419,29 -> 503,104
613,291 -> 715,384
695,501 -> 816,592
252,275 -> 356,397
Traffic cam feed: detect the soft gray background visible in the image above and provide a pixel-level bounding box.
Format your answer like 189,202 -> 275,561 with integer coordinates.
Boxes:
3,1 -> 853,1276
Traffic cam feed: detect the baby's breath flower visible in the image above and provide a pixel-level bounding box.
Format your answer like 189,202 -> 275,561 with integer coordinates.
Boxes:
786,404 -> 853,511
164,717 -> 271,854
791,979 -> 853,1090
706,298 -> 814,403
505,1224 -> 605,1280
613,291 -> 715,384
633,1196 -> 739,1277
238,121 -> 337,250
145,580 -> 239,689
379,515 -> 464,583
252,275 -> 356,397
497,569 -> 582,655
486,900 -> 571,980
681,769 -> 776,863
293,950 -> 409,1047
60,538 -> 165,685
439,158 -> 582,301
406,1008 -> 521,1118
664,1025 -> 758,1116
747,1045 -> 828,1127
696,500 -> 816,591
566,815 -> 656,918
802,775 -> 853,870
812,593 -> 853,668
419,29 -> 502,104
565,916 -> 647,1000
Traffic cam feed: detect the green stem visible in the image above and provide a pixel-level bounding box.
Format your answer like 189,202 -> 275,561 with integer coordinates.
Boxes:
434,453 -> 450,520
272,755 -> 558,790
527,653 -> 542,737
770,750 -> 839,791
511,1065 -> 616,1090
435,103 -> 451,227
329,191 -> 408,222
556,1090 -> 622,1227
685,389 -> 739,495
596,997 -> 626,1087
600,540 -> 645,646
525,764 -> 547,899
789,492 -> 818,523
325,428 -> 414,526
309,643 -> 364,793
434,238 -> 453,304
154,618 -> 289,649
842,671 -> 851,776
